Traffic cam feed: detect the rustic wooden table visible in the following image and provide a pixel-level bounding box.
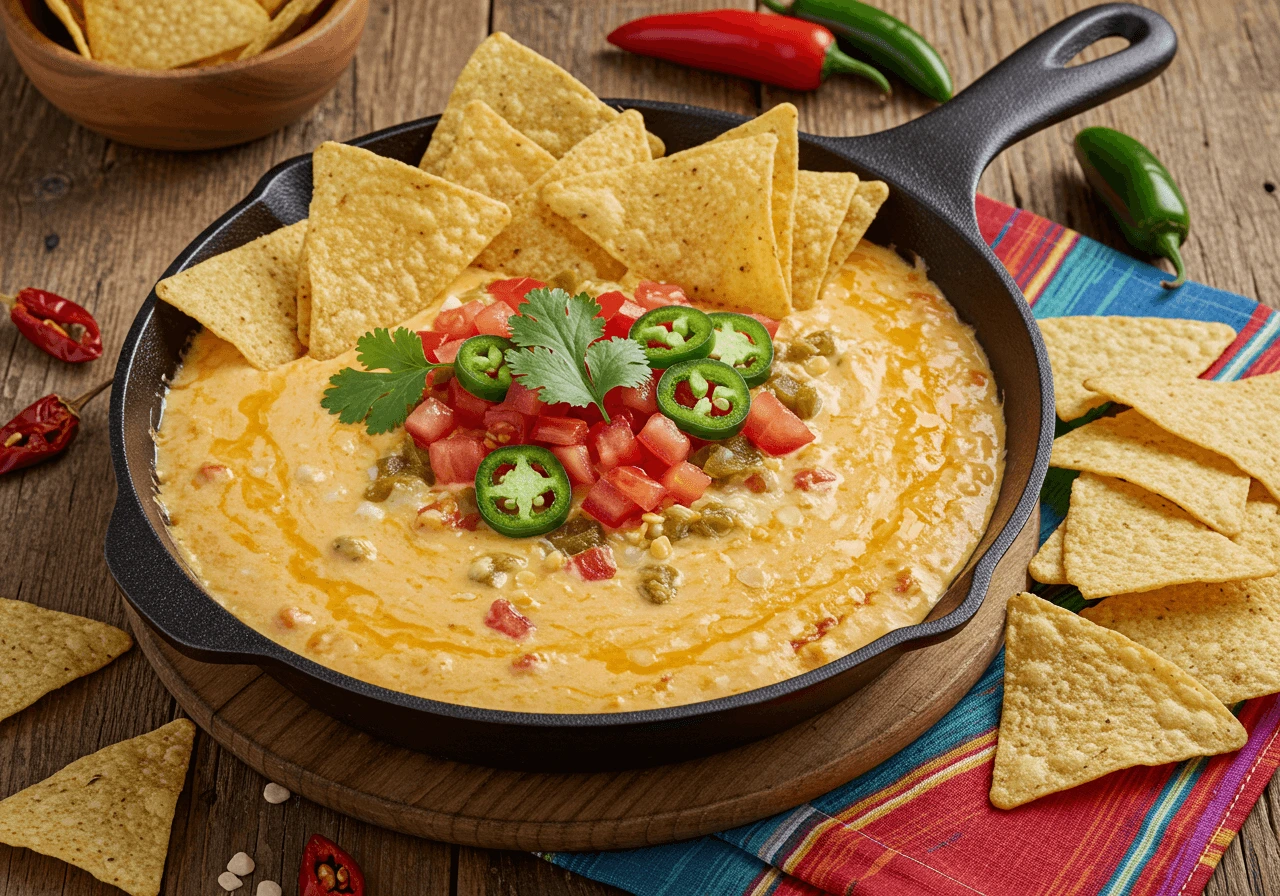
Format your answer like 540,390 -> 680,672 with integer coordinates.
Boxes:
2,1 -> 1278,893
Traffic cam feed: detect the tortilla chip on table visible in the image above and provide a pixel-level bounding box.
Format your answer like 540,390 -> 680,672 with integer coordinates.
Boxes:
84,0 -> 269,70
435,100 -> 557,205
1027,523 -> 1067,585
790,170 -> 860,311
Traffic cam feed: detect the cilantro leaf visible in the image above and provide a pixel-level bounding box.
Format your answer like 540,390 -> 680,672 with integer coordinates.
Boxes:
504,288 -> 650,421
320,327 -> 447,435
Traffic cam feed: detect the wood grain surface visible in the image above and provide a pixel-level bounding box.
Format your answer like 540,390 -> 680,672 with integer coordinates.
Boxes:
1,0 -> 1277,894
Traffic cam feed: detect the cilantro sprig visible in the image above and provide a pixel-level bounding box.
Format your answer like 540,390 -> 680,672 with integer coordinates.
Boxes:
321,327 -> 449,435
504,288 -> 650,423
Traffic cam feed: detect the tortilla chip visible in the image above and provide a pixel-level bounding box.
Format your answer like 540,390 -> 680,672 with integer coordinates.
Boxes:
304,142 -> 511,361
0,598 -> 132,723
1087,371 -> 1280,504
237,0 -> 323,59
1028,523 -> 1068,585
990,593 -> 1246,809
420,33 -> 663,173
1038,316 -> 1236,421
255,0 -> 286,13
84,0 -> 268,70
156,220 -> 306,369
475,110 -> 650,283
0,719 -> 195,896
295,236 -> 312,346
790,171 -> 859,311
823,180 -> 889,290
45,0 -> 91,56
1062,473 -> 1275,599
435,101 -> 557,206
1050,409 -> 1250,536
710,104 -> 798,297
544,134 -> 791,319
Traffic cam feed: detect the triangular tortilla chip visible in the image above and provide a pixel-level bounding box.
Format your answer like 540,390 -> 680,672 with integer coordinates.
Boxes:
1028,523 -> 1067,585
46,0 -> 91,56
1087,371 -> 1280,504
0,719 -> 195,896
435,100 -> 556,206
84,0 -> 268,70
237,0 -> 323,59
295,234 -> 312,346
790,170 -> 859,310
254,0 -> 286,13
304,142 -> 511,361
543,134 -> 791,319
156,220 -> 307,369
1062,473 -> 1275,599
419,33 -> 663,172
990,593 -> 1246,809
710,104 -> 798,297
0,598 -> 132,723
823,180 -> 888,291
475,110 -> 650,283
1050,409 -> 1250,535
1038,316 -> 1235,421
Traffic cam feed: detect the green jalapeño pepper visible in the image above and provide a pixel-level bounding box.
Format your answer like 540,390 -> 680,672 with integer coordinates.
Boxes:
708,312 -> 773,387
629,305 -> 714,367
475,445 -> 573,537
1074,127 -> 1191,289
656,359 -> 752,440
456,334 -> 515,401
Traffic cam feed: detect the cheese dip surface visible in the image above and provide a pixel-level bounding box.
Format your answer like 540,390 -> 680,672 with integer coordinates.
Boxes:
154,243 -> 1004,713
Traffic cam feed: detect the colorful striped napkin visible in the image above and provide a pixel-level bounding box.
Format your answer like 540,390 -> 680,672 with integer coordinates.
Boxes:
548,196 -> 1280,896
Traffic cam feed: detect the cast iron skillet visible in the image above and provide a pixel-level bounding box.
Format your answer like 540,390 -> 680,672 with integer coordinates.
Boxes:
107,5 -> 1175,771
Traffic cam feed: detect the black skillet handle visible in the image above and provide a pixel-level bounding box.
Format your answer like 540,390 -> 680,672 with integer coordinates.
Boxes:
844,4 -> 1176,229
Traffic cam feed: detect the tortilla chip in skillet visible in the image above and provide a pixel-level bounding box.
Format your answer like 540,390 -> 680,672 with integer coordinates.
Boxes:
254,0 -> 286,13
823,179 -> 889,290
156,220 -> 307,370
1050,409 -> 1250,536
1087,371 -> 1280,504
84,0 -> 268,70
790,170 -> 860,311
0,598 -> 132,723
303,141 -> 511,361
475,110 -> 650,283
543,134 -> 791,320
419,33 -> 663,173
1027,523 -> 1068,585
237,0 -> 324,59
45,0 -> 91,56
295,234 -> 312,346
989,593 -> 1246,810
1038,316 -> 1236,421
436,100 -> 557,205
1062,473 -> 1275,600
0,719 -> 195,896
710,104 -> 799,297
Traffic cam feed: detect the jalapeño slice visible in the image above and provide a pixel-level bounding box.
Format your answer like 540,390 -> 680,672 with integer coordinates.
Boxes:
475,445 -> 573,538
456,334 -> 514,401
628,305 -> 714,367
656,359 -> 752,440
708,312 -> 773,387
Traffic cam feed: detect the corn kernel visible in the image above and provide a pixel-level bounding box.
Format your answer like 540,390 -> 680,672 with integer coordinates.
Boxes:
542,550 -> 565,572
804,355 -> 831,376
649,535 -> 673,560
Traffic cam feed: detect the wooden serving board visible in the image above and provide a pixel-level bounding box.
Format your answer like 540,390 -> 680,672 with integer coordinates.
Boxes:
124,512 -> 1035,852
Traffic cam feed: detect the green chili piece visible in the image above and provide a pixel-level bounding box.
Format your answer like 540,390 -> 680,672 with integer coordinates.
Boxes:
707,312 -> 773,387
629,306 -> 714,367
456,334 -> 515,401
656,359 -> 751,440
1074,127 -> 1190,289
475,445 -> 573,538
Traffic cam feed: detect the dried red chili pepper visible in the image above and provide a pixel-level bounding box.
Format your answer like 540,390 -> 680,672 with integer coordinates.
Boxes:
0,380 -> 111,476
299,834 -> 365,896
2,287 -> 103,363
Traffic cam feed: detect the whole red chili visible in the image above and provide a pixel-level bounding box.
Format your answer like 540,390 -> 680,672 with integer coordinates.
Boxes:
608,9 -> 890,93
0,380 -> 111,476
299,834 -> 365,896
2,287 -> 103,363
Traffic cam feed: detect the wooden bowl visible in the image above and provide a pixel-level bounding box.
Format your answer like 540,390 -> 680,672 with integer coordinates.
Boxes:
0,0 -> 369,150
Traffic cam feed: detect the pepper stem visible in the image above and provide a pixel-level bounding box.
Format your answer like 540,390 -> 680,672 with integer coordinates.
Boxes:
65,379 -> 113,414
0,292 -> 16,310
823,45 -> 892,94
759,0 -> 790,11
1155,231 -> 1187,289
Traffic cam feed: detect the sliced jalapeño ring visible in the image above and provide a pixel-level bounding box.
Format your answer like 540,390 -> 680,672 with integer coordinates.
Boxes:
656,358 -> 752,440
475,445 -> 573,538
628,305 -> 714,367
707,312 -> 774,387
455,334 -> 515,402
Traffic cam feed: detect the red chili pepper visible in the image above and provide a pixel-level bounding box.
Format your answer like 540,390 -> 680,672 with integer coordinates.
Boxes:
299,834 -> 365,896
608,10 -> 890,93
2,287 -> 104,363
0,380 -> 111,476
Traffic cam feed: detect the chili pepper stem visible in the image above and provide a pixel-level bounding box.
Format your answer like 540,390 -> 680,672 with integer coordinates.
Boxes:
1155,231 -> 1187,289
760,0 -> 790,12
0,292 -> 16,310
65,379 -> 113,414
823,44 -> 891,93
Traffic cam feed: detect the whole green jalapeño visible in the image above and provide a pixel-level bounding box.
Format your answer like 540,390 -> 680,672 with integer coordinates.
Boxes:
628,305 -> 714,367
656,358 -> 752,440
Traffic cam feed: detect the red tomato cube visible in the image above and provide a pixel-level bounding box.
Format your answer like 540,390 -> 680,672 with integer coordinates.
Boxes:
634,281 -> 689,310
593,419 -> 642,471
596,290 -> 627,320
661,461 -> 712,506
618,373 -> 659,416
497,382 -> 544,417
433,301 -> 482,340
607,465 -> 666,512
636,414 -> 690,466
405,397 -> 455,448
487,277 -> 547,311
742,391 -> 816,456
550,444 -> 597,486
794,467 -> 838,490
474,302 -> 514,337
429,433 -> 488,484
603,300 -> 645,340
635,444 -> 671,481
747,313 -> 780,337
417,330 -> 448,357
568,545 -> 617,581
432,338 -> 466,364
483,407 -> 529,446
581,479 -> 640,529
485,598 -> 535,639
531,416 -> 589,446
447,376 -> 495,428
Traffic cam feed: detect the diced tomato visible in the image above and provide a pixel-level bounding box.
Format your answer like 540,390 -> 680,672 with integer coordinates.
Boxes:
405,397 -> 455,448
417,330 -> 448,357
417,493 -> 480,530
742,391 -> 816,456
542,401 -> 573,417
570,402 -> 607,427
581,479 -> 640,528
618,373 -> 659,415
593,419 -> 642,471
487,277 -> 546,311
447,376 -> 495,427
794,467 -> 838,491
483,407 -> 529,446
474,302 -> 514,337
433,301 -> 483,339
485,598 -> 535,639
790,616 -> 840,651
428,433 -> 488,484
512,652 -> 545,672
551,444 -> 597,486
531,415 -> 589,446
603,299 -> 645,340
634,280 -> 689,310
636,413 -> 690,466
661,461 -> 712,506
607,465 -> 666,512
432,337 -> 466,364
596,290 -> 627,320
568,544 -> 618,581
613,407 -> 644,433
635,444 -> 671,481
498,382 -> 544,417
747,313 -> 780,338
744,473 -> 768,494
